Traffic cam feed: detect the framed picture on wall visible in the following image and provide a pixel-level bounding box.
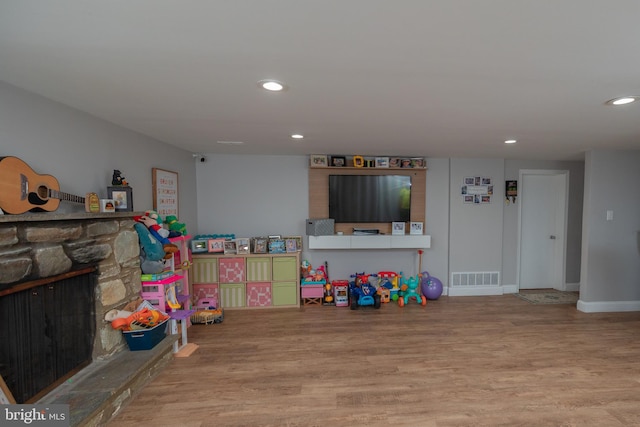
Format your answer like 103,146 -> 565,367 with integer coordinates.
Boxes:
152,168 -> 179,218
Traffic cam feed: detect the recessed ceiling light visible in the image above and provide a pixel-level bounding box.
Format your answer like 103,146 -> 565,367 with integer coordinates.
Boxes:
606,96 -> 638,106
291,134 -> 304,139
258,79 -> 286,92
217,140 -> 244,145
505,139 -> 517,144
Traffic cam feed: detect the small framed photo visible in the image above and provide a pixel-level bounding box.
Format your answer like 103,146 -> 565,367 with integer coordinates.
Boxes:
235,238 -> 250,255
285,238 -> 298,253
310,154 -> 328,167
268,238 -> 286,254
392,222 -> 405,235
400,158 -> 413,168
331,156 -> 346,167
410,222 -> 423,235
464,176 -> 475,185
107,186 -> 133,212
253,237 -> 268,254
389,158 -> 400,168
100,199 -> 116,213
411,158 -> 425,168
283,235 -> 302,252
224,240 -> 237,255
375,157 -> 389,168
353,155 -> 364,167
464,195 -> 474,204
208,238 -> 225,253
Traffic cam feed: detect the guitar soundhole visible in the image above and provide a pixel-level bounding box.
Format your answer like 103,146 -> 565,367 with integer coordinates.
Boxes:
27,185 -> 49,206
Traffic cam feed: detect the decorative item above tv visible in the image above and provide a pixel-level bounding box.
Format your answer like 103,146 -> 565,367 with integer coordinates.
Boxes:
309,155 -> 426,169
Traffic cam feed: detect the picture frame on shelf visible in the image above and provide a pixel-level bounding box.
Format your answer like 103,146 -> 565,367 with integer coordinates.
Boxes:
285,238 -> 297,253
283,235 -> 302,252
411,158 -> 425,168
331,156 -> 346,167
310,155 -> 328,168
375,157 -> 389,168
389,158 -> 400,168
353,155 -> 364,167
223,240 -> 237,255
253,237 -> 268,254
392,222 -> 405,235
268,238 -> 286,254
410,222 -> 423,235
107,186 -> 133,212
400,158 -> 413,168
235,238 -> 250,255
207,238 -> 225,253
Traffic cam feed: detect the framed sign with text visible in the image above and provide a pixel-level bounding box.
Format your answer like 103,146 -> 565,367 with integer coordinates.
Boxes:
152,168 -> 178,218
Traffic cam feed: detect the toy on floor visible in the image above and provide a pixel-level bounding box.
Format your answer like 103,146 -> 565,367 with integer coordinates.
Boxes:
421,271 -> 443,300
332,280 -> 349,307
377,271 -> 399,303
349,272 -> 381,310
398,274 -> 427,307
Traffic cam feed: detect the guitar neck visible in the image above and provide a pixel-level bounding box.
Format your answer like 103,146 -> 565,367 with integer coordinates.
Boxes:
49,189 -> 85,204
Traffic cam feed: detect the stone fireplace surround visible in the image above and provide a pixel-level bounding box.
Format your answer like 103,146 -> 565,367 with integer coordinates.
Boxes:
0,212 -> 176,425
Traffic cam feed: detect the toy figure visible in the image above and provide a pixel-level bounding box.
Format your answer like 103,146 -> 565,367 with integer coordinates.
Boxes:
349,272 -> 381,310
397,274 -> 427,307
165,214 -> 187,236
112,169 -> 128,186
134,214 -> 179,259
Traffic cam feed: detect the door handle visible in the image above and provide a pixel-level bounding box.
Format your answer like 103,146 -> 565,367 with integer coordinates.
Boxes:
550,235 -> 556,239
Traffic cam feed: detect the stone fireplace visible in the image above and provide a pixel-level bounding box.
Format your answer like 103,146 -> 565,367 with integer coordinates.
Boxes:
0,212 -> 143,403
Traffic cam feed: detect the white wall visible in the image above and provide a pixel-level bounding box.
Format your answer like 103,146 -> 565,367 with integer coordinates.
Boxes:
0,82 -> 198,229
448,158 -> 504,293
579,150 -> 640,312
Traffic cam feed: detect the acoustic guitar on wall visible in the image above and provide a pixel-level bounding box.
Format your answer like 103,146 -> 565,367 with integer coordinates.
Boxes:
0,156 -> 89,214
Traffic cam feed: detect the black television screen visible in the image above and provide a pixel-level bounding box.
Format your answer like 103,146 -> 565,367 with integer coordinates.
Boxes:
329,175 -> 411,223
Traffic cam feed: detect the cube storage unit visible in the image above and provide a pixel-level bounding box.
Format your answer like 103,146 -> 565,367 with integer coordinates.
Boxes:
192,252 -> 300,310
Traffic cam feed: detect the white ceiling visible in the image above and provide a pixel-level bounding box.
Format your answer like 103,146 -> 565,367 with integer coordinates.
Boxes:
1,1 -> 639,161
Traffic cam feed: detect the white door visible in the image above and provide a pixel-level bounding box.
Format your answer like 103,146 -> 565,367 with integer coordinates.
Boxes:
518,171 -> 568,290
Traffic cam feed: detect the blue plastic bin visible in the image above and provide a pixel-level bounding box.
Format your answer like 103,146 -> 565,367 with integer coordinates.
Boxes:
122,320 -> 168,351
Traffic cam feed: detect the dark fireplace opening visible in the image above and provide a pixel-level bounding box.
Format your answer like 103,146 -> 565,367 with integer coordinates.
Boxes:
0,267 -> 97,403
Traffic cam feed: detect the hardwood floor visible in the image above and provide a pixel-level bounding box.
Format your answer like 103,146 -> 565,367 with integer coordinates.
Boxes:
109,295 -> 640,426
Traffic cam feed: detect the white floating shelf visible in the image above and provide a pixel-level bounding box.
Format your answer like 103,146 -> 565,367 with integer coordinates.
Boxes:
308,235 -> 431,250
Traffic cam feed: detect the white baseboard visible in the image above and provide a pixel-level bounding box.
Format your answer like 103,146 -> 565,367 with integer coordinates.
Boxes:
577,299 -> 640,313
447,286 -> 503,296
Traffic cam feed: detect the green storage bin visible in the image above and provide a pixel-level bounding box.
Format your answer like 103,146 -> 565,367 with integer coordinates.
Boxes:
272,282 -> 297,306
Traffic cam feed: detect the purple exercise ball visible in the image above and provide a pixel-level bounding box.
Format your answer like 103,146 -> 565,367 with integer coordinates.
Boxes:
421,272 -> 443,300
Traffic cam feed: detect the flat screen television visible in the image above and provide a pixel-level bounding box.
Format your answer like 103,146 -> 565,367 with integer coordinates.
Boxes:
329,175 -> 411,223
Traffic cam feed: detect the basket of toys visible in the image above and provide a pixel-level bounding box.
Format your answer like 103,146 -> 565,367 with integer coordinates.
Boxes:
190,308 -> 224,325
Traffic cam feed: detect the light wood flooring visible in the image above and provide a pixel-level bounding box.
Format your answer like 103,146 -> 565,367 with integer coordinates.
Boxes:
109,294 -> 640,426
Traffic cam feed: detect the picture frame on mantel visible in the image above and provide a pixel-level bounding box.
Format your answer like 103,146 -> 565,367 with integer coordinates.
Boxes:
107,186 -> 133,212
152,168 -> 178,218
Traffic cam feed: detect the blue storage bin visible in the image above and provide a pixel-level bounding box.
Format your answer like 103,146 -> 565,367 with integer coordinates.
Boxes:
122,320 -> 168,351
